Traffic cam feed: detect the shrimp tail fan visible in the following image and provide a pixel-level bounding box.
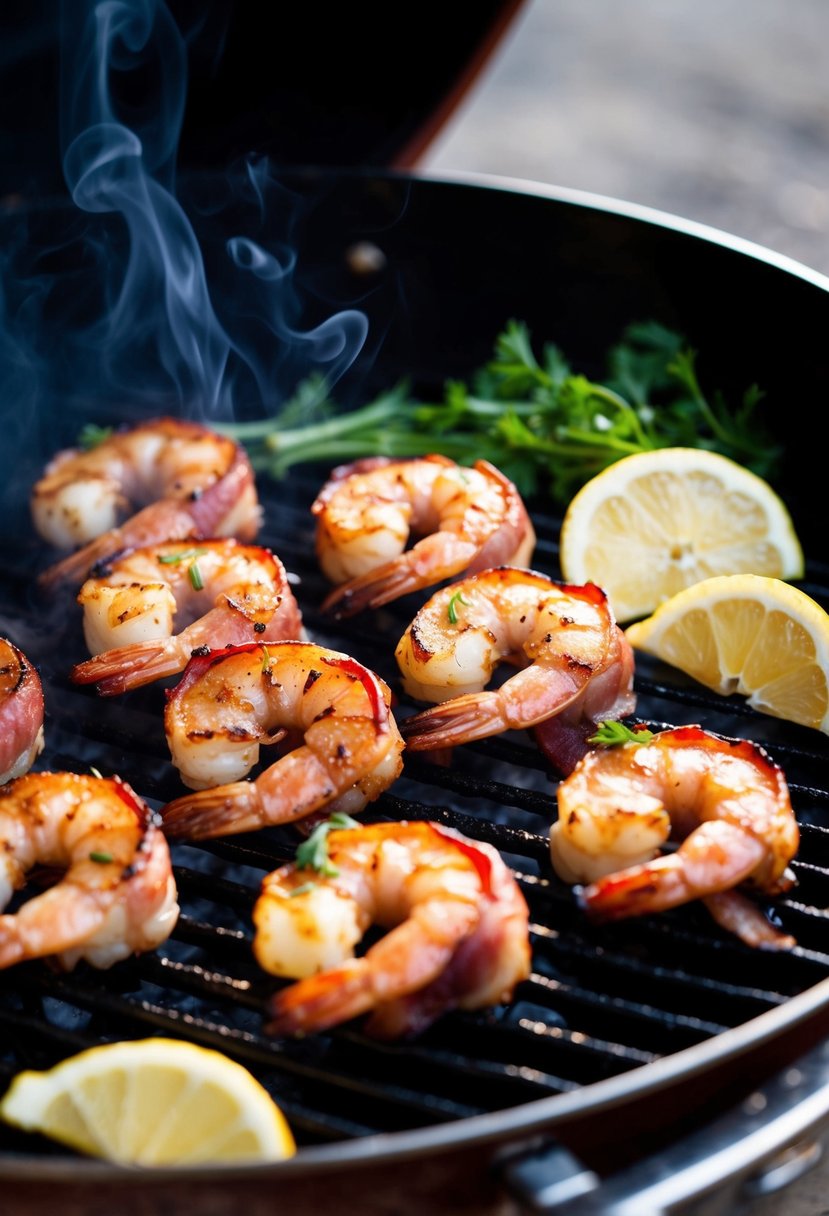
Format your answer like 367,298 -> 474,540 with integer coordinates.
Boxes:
71,641 -> 175,696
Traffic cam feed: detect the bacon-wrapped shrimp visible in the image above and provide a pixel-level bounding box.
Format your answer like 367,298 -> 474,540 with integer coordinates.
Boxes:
161,642 -> 405,840
69,540 -> 304,696
256,819 -> 531,1040
396,568 -> 635,758
550,724 -> 799,949
0,771 -> 179,970
32,417 -> 261,587
0,638 -> 45,785
313,455 -> 536,618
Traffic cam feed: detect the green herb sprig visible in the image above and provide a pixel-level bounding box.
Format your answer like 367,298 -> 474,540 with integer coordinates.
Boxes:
588,721 -> 656,747
447,590 -> 470,625
155,549 -> 208,591
219,320 -> 780,505
295,812 -> 361,877
77,424 -> 114,451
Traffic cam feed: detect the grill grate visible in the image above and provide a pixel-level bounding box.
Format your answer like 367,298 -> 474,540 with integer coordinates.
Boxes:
1,466 -> 829,1157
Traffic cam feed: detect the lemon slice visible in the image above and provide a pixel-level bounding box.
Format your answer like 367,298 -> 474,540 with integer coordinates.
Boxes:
0,1038 -> 296,1166
559,448 -> 804,623
625,574 -> 829,733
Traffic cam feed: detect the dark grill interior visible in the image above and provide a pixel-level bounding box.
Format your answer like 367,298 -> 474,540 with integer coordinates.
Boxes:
2,463 -> 829,1159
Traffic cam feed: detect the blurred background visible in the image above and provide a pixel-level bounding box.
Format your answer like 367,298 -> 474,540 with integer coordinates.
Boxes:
421,0 -> 829,278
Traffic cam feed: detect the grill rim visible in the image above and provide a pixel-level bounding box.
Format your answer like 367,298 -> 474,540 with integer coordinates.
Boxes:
3,963 -> 829,1184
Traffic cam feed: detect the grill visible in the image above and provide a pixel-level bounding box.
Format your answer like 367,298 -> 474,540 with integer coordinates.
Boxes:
3,0 -> 829,1208
3,453 -> 829,1188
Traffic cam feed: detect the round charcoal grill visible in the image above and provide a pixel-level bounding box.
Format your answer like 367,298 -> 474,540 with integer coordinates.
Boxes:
2,168 -> 829,1215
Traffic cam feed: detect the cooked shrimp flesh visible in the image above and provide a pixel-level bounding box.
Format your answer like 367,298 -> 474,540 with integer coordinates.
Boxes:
397,568 -> 635,752
255,819 -> 531,1039
313,455 -> 536,617
32,417 -> 261,586
161,642 -> 405,840
550,725 -> 799,948
0,771 -> 179,970
70,539 -> 304,695
0,637 -> 45,785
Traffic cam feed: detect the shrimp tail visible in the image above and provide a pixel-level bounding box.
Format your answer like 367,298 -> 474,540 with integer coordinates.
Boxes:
402,692 -> 509,749
322,535 -> 479,620
265,959 -> 373,1036
703,890 -> 797,950
402,669 -> 589,750
37,535 -> 125,590
38,512 -> 198,590
70,640 -> 179,696
161,782 -> 270,840
320,561 -> 414,619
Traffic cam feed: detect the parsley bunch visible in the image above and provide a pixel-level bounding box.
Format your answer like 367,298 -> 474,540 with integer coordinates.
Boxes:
222,320 -> 780,505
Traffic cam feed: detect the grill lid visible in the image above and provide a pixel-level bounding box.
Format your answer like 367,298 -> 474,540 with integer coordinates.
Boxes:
0,0 -> 528,202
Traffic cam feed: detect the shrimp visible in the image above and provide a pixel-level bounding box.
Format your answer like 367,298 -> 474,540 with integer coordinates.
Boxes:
69,540 -> 305,696
160,642 -> 405,840
312,455 -> 536,617
0,638 -> 45,785
32,417 -> 261,587
0,770 -> 179,970
550,725 -> 799,949
255,819 -> 531,1040
396,568 -> 635,752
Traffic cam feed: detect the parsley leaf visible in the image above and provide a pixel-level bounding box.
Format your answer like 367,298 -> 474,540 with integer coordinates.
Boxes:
295,812 -> 360,876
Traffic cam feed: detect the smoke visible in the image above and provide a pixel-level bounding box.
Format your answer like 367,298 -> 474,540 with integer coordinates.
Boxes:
0,0 -> 368,510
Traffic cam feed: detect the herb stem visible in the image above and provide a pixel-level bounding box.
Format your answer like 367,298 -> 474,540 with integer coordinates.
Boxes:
218,320 -> 779,504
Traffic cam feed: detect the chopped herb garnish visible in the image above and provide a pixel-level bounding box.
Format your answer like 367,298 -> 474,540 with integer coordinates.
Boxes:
289,882 -> 319,898
78,423 -> 114,451
261,646 -> 272,674
447,590 -> 471,625
187,561 -> 204,591
89,851 -> 114,864
589,720 -> 655,747
157,548 -> 208,565
90,766 -> 103,779
295,812 -> 360,876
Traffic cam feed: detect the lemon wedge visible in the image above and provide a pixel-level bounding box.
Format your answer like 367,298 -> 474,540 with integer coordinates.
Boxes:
559,448 -> 804,624
625,574 -> 829,733
0,1038 -> 296,1166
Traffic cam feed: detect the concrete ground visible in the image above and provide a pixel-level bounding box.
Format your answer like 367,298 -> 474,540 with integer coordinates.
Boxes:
421,4 -> 829,1213
422,0 -> 829,278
